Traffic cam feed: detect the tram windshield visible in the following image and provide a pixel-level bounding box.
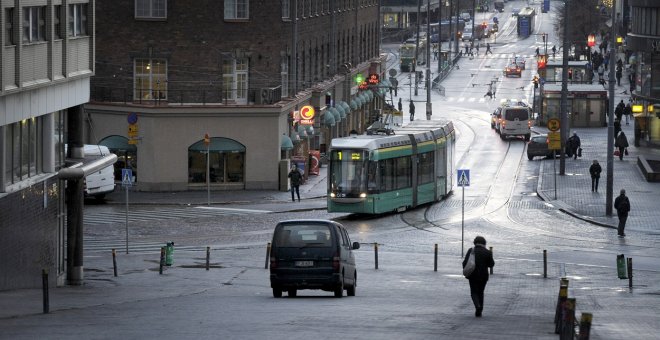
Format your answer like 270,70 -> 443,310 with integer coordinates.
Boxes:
329,150 -> 368,194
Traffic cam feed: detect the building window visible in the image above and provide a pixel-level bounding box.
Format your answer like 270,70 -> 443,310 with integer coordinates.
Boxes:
54,111 -> 66,170
53,5 -> 62,39
281,56 -> 289,97
5,8 -> 14,45
224,0 -> 249,20
222,58 -> 248,102
135,0 -> 167,19
68,3 -> 87,37
22,6 -> 46,43
282,0 -> 290,19
188,138 -> 245,184
4,118 -> 43,186
134,58 -> 167,100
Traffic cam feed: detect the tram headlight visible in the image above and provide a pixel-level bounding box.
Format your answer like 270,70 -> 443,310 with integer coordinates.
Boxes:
359,193 -> 367,198
330,192 -> 336,198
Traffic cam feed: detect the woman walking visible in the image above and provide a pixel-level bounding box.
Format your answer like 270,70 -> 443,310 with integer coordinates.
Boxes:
462,236 -> 495,317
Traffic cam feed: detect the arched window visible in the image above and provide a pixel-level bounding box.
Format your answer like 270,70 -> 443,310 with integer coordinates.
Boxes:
99,135 -> 137,181
188,137 -> 245,184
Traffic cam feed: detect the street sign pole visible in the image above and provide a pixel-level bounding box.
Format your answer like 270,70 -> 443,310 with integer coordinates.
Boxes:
125,181 -> 129,254
121,168 -> 133,254
457,169 -> 470,257
206,142 -> 210,206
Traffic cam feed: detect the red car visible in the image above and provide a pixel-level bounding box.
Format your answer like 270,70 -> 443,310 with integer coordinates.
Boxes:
505,63 -> 522,77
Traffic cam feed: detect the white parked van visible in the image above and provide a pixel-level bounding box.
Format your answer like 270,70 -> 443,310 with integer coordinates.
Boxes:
82,145 -> 116,200
493,101 -> 532,141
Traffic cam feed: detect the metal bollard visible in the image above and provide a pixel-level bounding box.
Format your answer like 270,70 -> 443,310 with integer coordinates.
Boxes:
489,246 -> 493,274
206,246 -> 210,271
374,242 -> 379,270
112,249 -> 118,277
554,278 -> 569,334
42,269 -> 49,314
627,257 -> 633,289
543,249 -> 547,278
578,312 -> 592,340
159,247 -> 165,275
560,298 -> 576,340
434,244 -> 438,272
265,242 -> 271,269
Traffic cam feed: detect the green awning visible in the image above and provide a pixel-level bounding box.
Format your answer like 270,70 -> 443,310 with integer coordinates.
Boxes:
339,101 -> 351,115
365,91 -> 374,101
99,135 -> 136,152
350,99 -> 358,110
355,96 -> 364,107
359,93 -> 369,104
189,137 -> 246,152
297,124 -> 308,138
281,134 -> 293,150
306,125 -> 314,135
323,111 -> 336,126
328,107 -> 341,123
335,105 -> 347,119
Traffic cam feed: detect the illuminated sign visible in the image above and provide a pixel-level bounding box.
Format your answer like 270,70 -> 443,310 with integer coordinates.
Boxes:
351,153 -> 361,160
293,105 -> 316,125
632,105 -> 643,113
367,73 -> 380,85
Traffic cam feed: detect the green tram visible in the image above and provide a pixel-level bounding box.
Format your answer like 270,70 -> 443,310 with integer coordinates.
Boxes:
327,120 -> 455,214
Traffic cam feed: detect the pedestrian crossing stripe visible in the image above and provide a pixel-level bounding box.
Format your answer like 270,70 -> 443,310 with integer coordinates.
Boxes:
84,206 -> 271,225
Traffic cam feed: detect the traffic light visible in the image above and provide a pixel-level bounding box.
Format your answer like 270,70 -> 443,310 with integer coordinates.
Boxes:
482,22 -> 488,30
537,54 -> 547,69
533,75 -> 539,89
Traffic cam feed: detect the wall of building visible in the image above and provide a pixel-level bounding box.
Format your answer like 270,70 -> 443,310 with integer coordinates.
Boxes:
0,177 -> 61,290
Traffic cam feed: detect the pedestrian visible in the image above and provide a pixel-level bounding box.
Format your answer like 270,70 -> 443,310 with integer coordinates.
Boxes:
629,72 -> 636,92
409,100 -> 415,121
616,67 -> 622,86
624,103 -> 632,125
465,43 -> 469,55
615,100 -> 625,121
462,236 -> 495,317
551,45 -> 556,58
615,131 -> 629,161
597,64 -> 605,83
535,47 -> 539,57
613,189 -> 631,237
475,43 -> 480,55
614,119 -> 621,141
485,43 -> 492,55
567,132 -> 581,159
288,164 -> 302,202
397,97 -> 403,113
589,160 -> 602,192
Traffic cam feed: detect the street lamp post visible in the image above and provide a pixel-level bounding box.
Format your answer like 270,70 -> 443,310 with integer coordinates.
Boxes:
426,0 -> 432,120
606,0 -> 617,216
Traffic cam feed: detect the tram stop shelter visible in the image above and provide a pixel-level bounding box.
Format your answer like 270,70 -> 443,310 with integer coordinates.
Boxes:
540,84 -> 607,128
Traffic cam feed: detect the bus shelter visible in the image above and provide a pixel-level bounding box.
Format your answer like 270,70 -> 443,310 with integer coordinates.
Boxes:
540,84 -> 607,128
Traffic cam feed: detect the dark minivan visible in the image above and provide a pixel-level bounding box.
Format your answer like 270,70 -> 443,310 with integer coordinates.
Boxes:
270,219 -> 360,298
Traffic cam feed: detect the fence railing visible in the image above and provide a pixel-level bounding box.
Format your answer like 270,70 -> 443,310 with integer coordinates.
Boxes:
91,86 -> 283,106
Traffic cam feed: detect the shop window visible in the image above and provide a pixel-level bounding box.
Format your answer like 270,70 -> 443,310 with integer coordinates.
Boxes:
4,118 -> 43,187
188,138 -> 245,184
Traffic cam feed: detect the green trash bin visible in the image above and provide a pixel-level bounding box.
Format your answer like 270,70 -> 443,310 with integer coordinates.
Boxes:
616,254 -> 627,279
165,242 -> 174,266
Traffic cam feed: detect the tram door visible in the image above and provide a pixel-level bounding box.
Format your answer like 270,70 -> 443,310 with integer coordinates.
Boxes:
408,134 -> 418,207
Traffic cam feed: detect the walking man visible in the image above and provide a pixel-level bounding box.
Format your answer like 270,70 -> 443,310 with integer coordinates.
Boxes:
462,236 -> 495,317
485,43 -> 493,55
615,131 -> 629,161
614,189 -> 631,237
567,132 -> 581,159
551,45 -> 556,58
397,97 -> 403,113
288,164 -> 302,202
589,160 -> 602,192
409,100 -> 415,121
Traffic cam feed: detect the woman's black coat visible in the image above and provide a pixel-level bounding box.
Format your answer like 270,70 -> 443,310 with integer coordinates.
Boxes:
462,245 -> 495,282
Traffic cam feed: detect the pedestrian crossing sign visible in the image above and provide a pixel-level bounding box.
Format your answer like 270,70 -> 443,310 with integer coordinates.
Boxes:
457,169 -> 470,187
122,168 -> 133,187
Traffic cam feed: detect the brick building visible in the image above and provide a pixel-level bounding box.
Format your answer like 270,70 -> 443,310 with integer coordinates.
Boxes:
86,0 -> 387,192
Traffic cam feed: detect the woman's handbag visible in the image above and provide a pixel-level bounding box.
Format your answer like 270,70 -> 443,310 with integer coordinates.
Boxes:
614,149 -> 620,157
624,148 -> 629,155
577,148 -> 582,157
463,249 -> 476,278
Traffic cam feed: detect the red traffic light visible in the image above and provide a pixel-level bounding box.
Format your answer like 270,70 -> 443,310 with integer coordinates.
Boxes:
587,34 -> 596,47
537,54 -> 547,69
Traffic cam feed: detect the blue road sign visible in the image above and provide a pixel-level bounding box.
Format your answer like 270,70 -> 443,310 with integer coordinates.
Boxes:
122,168 -> 133,186
457,169 -> 470,187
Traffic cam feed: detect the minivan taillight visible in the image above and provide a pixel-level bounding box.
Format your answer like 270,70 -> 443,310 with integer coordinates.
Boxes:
332,253 -> 340,272
270,256 -> 277,270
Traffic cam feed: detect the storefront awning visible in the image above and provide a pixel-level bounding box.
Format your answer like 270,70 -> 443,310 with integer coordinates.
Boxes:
99,135 -> 137,152
189,137 -> 246,152
328,107 -> 342,123
339,101 -> 351,115
350,99 -> 358,110
306,125 -> 314,135
297,124 -> 308,138
365,90 -> 374,101
335,105 -> 347,119
281,134 -> 293,150
323,111 -> 336,126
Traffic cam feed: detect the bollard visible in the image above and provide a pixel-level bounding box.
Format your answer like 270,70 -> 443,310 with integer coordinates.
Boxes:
627,257 -> 633,289
206,246 -> 210,271
578,312 -> 592,340
489,246 -> 493,274
543,249 -> 547,278
159,247 -> 165,275
374,242 -> 379,270
112,249 -> 118,277
434,244 -> 438,272
616,254 -> 628,279
42,269 -> 49,314
165,241 -> 174,266
265,242 -> 271,269
554,278 -> 569,334
560,298 -> 576,340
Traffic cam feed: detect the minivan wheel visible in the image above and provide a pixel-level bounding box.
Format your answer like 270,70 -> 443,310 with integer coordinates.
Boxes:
288,289 -> 297,297
334,281 -> 344,298
500,133 -> 506,140
272,287 -> 282,298
527,154 -> 534,161
347,272 -> 356,296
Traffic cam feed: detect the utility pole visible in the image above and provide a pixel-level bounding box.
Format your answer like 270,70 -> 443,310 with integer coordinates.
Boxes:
559,0 -> 569,175
426,0 -> 432,120
606,0 -> 617,216
437,1 -> 443,73
414,0 -> 422,96
454,0 -> 460,56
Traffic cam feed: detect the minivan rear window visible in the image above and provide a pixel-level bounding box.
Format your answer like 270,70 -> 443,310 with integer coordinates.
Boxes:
274,224 -> 332,247
504,109 -> 529,121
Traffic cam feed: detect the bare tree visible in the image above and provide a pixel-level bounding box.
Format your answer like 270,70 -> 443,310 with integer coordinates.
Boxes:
553,0 -> 603,59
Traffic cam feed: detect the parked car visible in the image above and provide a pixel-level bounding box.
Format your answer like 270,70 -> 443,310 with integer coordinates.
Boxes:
512,56 -> 526,70
505,63 -> 522,77
491,110 -> 500,129
527,134 -> 567,160
270,219 -> 360,298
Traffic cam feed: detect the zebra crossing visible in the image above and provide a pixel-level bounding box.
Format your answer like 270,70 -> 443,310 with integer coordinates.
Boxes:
84,206 -> 272,226
83,238 -> 204,254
